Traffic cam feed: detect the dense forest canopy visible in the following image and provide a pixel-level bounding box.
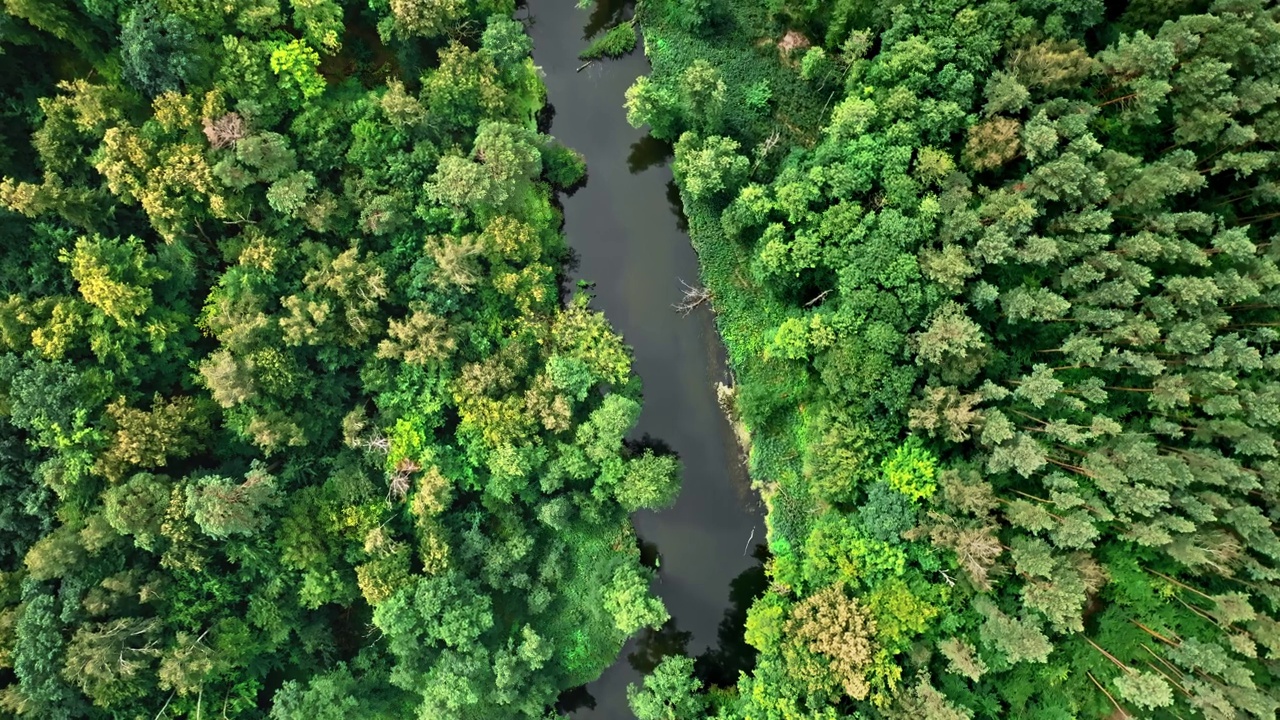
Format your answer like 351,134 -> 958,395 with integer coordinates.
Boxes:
624,0 -> 1280,718
0,1 -> 681,717
3,0 -> 1280,717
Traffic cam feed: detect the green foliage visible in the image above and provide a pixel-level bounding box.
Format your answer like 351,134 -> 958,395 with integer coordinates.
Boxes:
616,450 -> 680,512
644,0 -> 1280,716
269,38 -> 326,104
672,132 -> 749,201
881,437 -> 937,502
627,655 -> 709,720
539,141 -> 587,189
0,2 -> 672,716
120,0 -> 203,98
579,21 -> 636,61
185,465 -> 282,539
603,564 -> 669,635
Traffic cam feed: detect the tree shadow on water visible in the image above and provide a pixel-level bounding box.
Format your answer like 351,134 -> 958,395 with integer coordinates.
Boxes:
537,101 -> 557,135
624,433 -> 678,460
627,134 -> 673,174
665,179 -> 689,232
557,245 -> 584,305
628,617 -> 693,675
636,536 -> 661,571
695,544 -> 770,688
583,0 -> 637,39
555,684 -> 597,714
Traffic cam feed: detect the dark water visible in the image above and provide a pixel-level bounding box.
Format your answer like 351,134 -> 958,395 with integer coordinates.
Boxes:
524,2 -> 767,717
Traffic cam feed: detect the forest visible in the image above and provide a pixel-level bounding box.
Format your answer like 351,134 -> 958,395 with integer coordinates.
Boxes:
622,0 -> 1280,718
0,0 -> 682,717
1,0 -> 1278,718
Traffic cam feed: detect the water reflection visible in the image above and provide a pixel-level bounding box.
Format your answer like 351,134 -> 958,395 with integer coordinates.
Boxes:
637,537 -> 661,571
696,544 -> 769,687
627,617 -> 692,674
665,179 -> 689,232
624,433 -> 678,459
625,544 -> 769,685
583,0 -> 637,39
538,101 -> 557,134
556,685 -> 598,714
627,134 -> 673,174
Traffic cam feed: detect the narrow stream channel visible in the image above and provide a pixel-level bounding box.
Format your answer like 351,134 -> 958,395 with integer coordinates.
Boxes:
524,2 -> 767,717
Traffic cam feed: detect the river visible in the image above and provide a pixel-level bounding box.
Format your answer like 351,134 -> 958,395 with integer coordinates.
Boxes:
523,2 -> 766,717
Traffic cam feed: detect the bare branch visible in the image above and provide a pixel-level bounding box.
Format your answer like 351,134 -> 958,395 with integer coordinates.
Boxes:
804,289 -> 832,307
673,278 -> 712,316
202,112 -> 247,150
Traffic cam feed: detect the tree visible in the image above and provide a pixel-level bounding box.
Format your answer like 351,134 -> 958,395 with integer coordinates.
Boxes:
858,481 -> 917,542
279,243 -> 388,347
121,1 -> 203,98
420,42 -> 510,135
881,437 -> 937,502
672,132 -> 749,201
102,473 -> 170,550
616,451 -> 680,512
625,76 -> 680,139
603,564 -> 669,635
426,122 -> 542,211
962,117 -> 1020,170
974,599 -> 1052,664
377,304 -> 456,365
23,522 -> 86,581
783,583 -> 877,701
627,655 -> 708,720
481,15 -> 532,71
61,617 -> 160,708
93,395 -> 208,482
62,235 -> 163,326
2,0 -> 97,53
289,0 -> 343,53
382,0 -> 468,40
12,591 -> 84,719
185,464 -> 282,538
269,38 -> 326,105
678,60 -> 726,131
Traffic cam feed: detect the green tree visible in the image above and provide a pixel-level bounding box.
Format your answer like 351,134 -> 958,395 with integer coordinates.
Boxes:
672,132 -> 749,201
603,564 -> 669,635
627,655 -> 708,720
120,1 -> 203,98
185,464 -> 282,539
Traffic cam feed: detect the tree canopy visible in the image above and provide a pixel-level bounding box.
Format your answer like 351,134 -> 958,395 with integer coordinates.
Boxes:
0,1 -> 677,717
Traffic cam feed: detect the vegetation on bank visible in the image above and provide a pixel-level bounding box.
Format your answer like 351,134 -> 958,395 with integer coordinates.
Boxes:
579,20 -> 637,61
626,0 -> 1280,717
0,1 -> 678,717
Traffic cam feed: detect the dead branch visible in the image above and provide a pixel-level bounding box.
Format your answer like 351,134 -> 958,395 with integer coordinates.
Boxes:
753,129 -> 782,170
673,278 -> 712,316
202,112 -> 247,150
1087,671 -> 1132,719
804,289 -> 832,307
